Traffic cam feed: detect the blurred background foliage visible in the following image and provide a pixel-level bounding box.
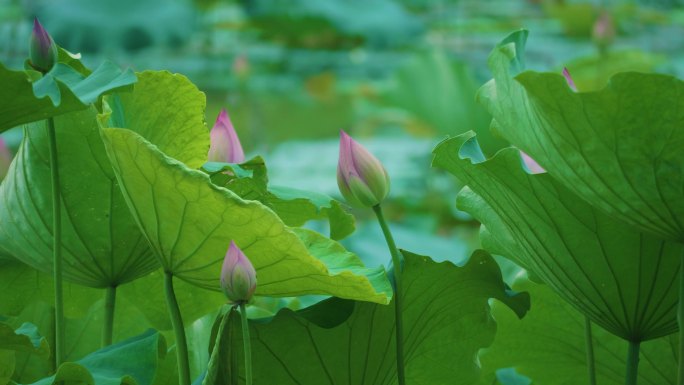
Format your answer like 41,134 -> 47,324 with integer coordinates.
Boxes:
1,0 -> 684,266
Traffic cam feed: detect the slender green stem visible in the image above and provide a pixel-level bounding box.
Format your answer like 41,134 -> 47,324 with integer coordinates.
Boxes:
47,117 -> 64,366
164,272 -> 191,385
239,303 -> 253,385
584,317 -> 596,385
372,204 -> 406,385
678,249 -> 684,385
102,285 -> 117,347
626,340 -> 640,385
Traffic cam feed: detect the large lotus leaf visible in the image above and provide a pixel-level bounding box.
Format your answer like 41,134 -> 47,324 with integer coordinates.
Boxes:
432,131 -> 681,341
0,57 -> 135,134
29,329 -> 165,385
100,127 -> 391,303
0,109 -> 155,287
0,322 -> 49,357
99,71 -> 209,169
204,159 -> 355,240
0,321 -> 49,384
203,250 -> 530,385
0,259 -> 101,318
6,293 -> 155,383
480,280 -> 676,385
0,70 -> 210,287
477,30 -> 684,241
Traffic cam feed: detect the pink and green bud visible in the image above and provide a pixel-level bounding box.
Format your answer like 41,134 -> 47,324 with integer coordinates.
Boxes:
0,139 -> 12,180
562,67 -> 577,92
208,108 -> 245,163
29,18 -> 58,73
337,130 -> 390,208
592,11 -> 616,51
220,241 -> 257,304
520,151 -> 545,174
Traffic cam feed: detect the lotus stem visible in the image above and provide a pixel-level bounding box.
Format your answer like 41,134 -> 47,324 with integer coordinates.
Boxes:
678,249 -> 684,385
372,204 -> 406,385
164,272 -> 191,385
584,317 -> 596,385
47,117 -> 65,365
239,302 -> 253,385
102,285 -> 117,347
625,340 -> 640,385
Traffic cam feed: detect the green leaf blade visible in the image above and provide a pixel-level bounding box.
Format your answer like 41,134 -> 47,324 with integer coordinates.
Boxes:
477,30 -> 684,242
205,250 -> 528,385
432,132 -> 681,341
101,127 -> 391,304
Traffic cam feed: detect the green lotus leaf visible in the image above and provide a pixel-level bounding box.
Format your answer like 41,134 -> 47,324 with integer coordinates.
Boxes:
0,70 -> 209,288
204,250 -> 529,385
480,280 -> 676,385
433,131 -> 681,341
0,56 -> 135,134
29,329 -> 165,385
0,321 -> 49,385
0,108 -> 155,287
100,127 -> 391,303
0,259 -> 101,319
5,292 -> 155,383
477,29 -> 684,241
99,70 -> 210,169
0,322 -> 49,358
204,158 -> 355,240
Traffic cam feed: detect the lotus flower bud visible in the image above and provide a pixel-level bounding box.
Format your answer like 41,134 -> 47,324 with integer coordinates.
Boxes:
337,130 -> 390,208
29,18 -> 58,73
0,139 -> 12,181
592,11 -> 615,53
562,67 -> 577,92
208,109 -> 245,163
520,151 -> 545,174
220,241 -> 257,304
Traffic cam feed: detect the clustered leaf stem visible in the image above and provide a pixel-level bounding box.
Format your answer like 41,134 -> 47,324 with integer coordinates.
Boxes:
47,116 -> 65,366
164,271 -> 191,385
372,204 -> 406,385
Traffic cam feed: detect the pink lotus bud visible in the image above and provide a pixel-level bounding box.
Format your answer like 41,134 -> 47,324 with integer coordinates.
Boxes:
337,130 -> 390,208
232,55 -> 250,79
520,151 -> 545,174
562,67 -> 577,92
0,139 -> 11,180
592,11 -> 616,50
29,18 -> 58,73
208,109 -> 245,163
220,241 -> 257,304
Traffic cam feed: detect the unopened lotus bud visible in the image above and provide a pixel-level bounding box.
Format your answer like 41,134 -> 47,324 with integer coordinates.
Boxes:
337,130 -> 390,208
29,18 -> 58,73
208,109 -> 245,163
562,67 -> 577,92
520,151 -> 545,174
220,241 -> 257,304
593,11 -> 615,53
